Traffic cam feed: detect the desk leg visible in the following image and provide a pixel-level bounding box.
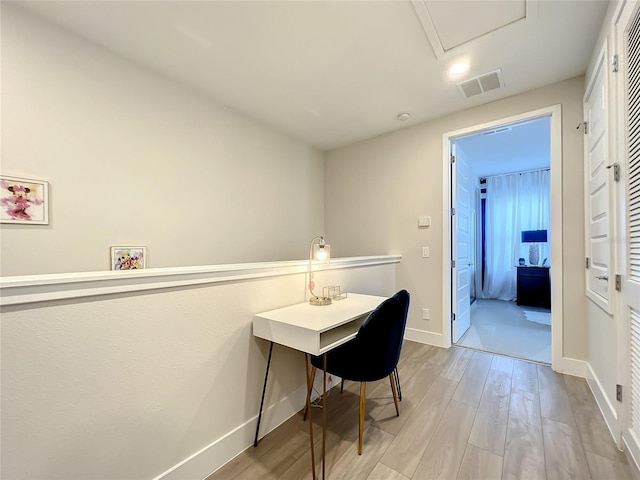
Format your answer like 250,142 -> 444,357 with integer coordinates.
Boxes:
305,354 -> 317,480
322,353 -> 327,480
254,341 -> 274,448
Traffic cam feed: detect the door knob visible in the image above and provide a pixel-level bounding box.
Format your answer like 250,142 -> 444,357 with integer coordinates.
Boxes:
596,275 -> 609,281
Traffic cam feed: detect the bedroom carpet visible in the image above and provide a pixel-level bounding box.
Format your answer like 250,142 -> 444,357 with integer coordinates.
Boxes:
457,298 -> 551,364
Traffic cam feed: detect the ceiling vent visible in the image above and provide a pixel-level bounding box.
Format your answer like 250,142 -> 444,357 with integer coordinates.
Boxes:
457,69 -> 505,99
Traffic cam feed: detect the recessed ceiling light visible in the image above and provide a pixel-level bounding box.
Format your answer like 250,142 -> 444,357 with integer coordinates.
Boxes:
397,112 -> 411,121
449,61 -> 469,77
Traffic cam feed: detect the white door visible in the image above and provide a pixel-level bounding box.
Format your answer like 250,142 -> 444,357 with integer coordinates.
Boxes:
453,144 -> 473,343
585,43 -> 613,314
620,0 -> 640,463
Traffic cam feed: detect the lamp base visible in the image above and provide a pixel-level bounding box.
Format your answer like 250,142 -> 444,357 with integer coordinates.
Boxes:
529,243 -> 539,266
310,296 -> 332,306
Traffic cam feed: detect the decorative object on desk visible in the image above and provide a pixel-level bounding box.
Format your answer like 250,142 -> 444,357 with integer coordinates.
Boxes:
521,229 -> 547,265
0,175 -> 49,224
110,246 -> 146,270
308,236 -> 331,305
518,257 -> 525,266
323,285 -> 348,301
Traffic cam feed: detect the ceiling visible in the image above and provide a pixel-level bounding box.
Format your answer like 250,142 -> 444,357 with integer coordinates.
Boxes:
12,0 -> 610,151
456,117 -> 551,177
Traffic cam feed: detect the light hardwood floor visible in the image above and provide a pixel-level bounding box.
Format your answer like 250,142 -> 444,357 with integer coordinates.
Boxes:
207,342 -> 636,480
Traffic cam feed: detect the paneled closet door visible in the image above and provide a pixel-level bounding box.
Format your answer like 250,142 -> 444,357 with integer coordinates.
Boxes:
621,1 -> 640,464
585,41 -> 613,314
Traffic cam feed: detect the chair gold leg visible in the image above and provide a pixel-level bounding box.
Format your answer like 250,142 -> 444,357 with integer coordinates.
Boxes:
389,372 -> 400,417
303,365 -> 317,421
358,382 -> 366,455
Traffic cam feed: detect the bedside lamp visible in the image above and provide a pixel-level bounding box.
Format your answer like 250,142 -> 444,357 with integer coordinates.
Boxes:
308,236 -> 331,306
521,230 -> 547,266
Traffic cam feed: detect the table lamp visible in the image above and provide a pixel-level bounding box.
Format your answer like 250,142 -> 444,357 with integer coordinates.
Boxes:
308,236 -> 331,305
521,229 -> 547,266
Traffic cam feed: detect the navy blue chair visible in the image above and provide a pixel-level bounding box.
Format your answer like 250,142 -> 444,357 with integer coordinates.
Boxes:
307,290 -> 410,454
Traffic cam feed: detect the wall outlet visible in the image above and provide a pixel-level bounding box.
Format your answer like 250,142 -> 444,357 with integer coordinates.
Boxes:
422,308 -> 430,320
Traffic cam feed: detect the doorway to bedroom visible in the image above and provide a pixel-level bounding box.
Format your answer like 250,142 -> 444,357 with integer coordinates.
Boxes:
448,110 -> 558,365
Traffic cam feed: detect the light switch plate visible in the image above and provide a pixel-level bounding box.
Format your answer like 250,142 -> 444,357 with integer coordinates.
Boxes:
418,216 -> 431,228
422,247 -> 430,258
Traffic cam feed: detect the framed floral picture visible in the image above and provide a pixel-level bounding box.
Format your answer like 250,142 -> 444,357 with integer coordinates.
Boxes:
110,246 -> 146,270
0,175 -> 49,224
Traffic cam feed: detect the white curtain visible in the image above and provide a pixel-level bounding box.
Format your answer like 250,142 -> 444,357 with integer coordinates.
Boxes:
482,170 -> 550,300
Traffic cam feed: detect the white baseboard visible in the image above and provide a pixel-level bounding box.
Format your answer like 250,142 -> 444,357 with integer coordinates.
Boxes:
153,385 -> 308,480
404,328 -> 445,347
556,356 -> 589,377
585,363 -> 620,448
623,435 -> 640,479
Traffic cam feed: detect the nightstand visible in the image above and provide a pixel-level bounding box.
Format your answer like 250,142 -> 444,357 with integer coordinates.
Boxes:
516,266 -> 551,309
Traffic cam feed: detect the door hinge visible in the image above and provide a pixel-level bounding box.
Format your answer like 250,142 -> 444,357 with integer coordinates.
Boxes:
616,274 -> 622,292
611,54 -> 619,73
451,313 -> 456,322
586,257 -> 590,269
451,207 -> 456,215
577,121 -> 588,135
617,384 -> 623,402
451,259 -> 456,268
607,162 -> 620,182
451,154 -> 456,164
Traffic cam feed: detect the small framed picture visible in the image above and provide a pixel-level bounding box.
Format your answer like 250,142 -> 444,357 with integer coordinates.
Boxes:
110,246 -> 146,270
0,175 -> 49,224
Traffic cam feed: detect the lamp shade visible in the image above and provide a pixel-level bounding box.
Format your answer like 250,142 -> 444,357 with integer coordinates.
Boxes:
308,236 -> 331,306
521,230 -> 547,243
313,243 -> 330,262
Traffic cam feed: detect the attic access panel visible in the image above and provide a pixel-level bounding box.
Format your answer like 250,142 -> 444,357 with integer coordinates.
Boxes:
412,0 -> 529,58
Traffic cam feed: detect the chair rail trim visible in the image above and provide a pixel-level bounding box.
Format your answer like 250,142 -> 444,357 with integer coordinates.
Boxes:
0,255 -> 401,306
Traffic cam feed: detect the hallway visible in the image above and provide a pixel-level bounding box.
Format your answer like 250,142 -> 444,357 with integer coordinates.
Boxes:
209,342 -> 631,479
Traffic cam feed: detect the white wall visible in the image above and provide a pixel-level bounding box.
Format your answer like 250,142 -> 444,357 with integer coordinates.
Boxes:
0,4 -> 324,276
1,6 -> 381,479
0,260 -> 398,480
324,76 -> 587,361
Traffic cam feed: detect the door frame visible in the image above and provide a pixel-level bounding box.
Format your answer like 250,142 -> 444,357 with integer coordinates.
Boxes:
441,105 -> 563,371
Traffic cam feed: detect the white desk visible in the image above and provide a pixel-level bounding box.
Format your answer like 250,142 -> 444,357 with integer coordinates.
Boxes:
252,293 -> 386,479
254,293 -> 387,355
